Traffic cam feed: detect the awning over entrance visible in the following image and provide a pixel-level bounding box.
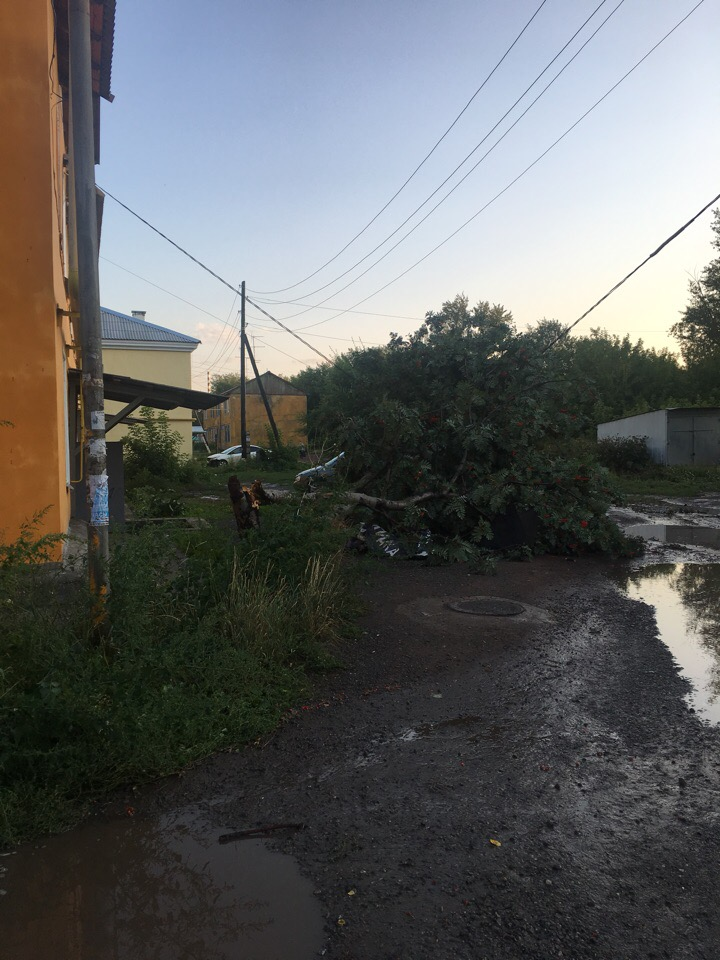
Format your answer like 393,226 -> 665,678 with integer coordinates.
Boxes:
68,370 -> 225,431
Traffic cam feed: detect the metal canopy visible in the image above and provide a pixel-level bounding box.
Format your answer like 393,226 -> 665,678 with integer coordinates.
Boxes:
68,370 -> 226,430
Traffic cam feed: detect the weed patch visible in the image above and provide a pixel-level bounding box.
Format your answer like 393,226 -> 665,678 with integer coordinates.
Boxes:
0,499 -> 353,846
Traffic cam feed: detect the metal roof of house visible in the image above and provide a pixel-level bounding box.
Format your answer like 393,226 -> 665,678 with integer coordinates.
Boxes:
226,371 -> 306,397
101,308 -> 200,345
55,0 -> 116,101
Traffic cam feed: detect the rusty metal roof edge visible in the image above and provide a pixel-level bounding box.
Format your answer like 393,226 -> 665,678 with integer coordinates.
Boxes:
98,0 -> 116,101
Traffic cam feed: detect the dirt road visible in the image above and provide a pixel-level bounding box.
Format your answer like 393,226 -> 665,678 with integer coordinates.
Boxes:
139,553 -> 720,959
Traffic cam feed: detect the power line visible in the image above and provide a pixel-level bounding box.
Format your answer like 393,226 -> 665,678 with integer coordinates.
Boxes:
99,187 -> 330,363
247,319 -> 384,345
261,0 -> 625,321
260,340 -> 311,367
251,0 -> 551,296
290,0 -> 706,334
547,190 -> 720,348
245,295 -> 331,362
100,255 -> 234,324
248,297 -> 423,322
102,251 -> 421,326
100,0 -> 705,361
101,252 -> 245,376
196,316 -> 240,377
194,294 -> 241,374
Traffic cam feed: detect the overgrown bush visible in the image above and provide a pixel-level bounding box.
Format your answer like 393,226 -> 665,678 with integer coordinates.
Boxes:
0,510 -> 65,570
128,486 -> 185,519
0,498 -> 352,846
256,426 -> 301,470
596,435 -> 654,474
123,408 -> 186,483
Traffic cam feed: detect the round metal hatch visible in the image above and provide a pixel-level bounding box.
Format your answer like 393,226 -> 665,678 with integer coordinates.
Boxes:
446,597 -> 525,617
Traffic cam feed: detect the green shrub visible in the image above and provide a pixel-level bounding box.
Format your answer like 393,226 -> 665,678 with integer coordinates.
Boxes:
256,426 -> 301,471
128,486 -> 185,519
596,435 -> 654,474
0,510 -> 65,569
123,408 -> 185,483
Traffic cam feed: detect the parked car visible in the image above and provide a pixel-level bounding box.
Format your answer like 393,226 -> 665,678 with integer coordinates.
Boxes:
207,445 -> 266,467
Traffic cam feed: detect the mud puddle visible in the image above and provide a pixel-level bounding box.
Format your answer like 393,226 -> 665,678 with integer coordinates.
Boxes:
0,807 -> 323,960
618,563 -> 720,724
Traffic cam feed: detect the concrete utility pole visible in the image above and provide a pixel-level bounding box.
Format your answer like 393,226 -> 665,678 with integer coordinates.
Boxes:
240,282 -> 247,458
68,0 -> 110,606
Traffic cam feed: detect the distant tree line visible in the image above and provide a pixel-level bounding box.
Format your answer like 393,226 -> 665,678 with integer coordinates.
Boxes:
292,209 -> 720,440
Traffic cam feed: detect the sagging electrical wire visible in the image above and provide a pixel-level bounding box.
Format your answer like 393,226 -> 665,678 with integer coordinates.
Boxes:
289,0 -> 707,334
250,0 -> 552,296
255,0 -> 626,323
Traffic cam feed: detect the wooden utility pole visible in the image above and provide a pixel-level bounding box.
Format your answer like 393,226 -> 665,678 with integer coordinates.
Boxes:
240,282 -> 247,458
68,0 -> 109,607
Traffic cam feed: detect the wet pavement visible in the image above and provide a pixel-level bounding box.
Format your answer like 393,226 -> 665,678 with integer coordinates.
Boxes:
0,805 -> 323,960
4,496 -> 720,959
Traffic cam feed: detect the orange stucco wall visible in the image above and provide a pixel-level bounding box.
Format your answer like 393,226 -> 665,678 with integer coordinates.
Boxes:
0,0 -> 73,553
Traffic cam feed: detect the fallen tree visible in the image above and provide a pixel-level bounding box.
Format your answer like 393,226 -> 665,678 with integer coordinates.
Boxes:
289,296 -> 632,562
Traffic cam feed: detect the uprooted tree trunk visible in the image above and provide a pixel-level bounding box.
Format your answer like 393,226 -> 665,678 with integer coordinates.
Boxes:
228,476 -> 261,534
242,481 -> 450,517
341,490 -> 451,512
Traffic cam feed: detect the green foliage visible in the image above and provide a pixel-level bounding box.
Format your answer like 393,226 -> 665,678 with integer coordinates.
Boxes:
0,510 -> 65,570
531,323 -> 688,424
122,408 -> 185,483
128,486 -> 185,519
290,365 -> 331,444
613,465 -> 720,497
671,209 -> 720,365
0,499 -> 352,846
210,372 -> 242,394
297,295 -> 630,561
596,436 -> 654,474
257,426 -> 300,470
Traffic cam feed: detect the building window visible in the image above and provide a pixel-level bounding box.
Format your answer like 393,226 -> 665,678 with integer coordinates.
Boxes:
222,400 -> 229,414
223,425 -> 230,444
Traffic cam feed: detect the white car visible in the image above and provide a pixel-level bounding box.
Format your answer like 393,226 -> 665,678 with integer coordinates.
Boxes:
207,445 -> 265,467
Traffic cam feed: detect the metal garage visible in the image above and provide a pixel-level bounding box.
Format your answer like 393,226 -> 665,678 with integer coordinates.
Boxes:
597,408 -> 720,466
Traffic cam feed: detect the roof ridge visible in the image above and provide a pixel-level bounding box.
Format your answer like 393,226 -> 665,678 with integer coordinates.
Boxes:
100,307 -> 200,344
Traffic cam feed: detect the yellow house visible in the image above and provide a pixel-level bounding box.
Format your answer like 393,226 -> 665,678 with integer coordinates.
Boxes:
203,372 -> 307,451
101,308 -> 200,457
0,0 -> 115,554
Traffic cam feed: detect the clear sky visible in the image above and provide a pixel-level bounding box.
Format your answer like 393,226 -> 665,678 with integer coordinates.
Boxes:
97,0 -> 720,389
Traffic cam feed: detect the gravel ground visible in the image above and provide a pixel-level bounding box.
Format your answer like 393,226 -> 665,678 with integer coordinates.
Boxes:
140,550 -> 720,960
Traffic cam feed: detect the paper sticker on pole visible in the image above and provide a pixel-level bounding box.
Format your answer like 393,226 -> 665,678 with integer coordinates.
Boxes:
89,472 -> 110,525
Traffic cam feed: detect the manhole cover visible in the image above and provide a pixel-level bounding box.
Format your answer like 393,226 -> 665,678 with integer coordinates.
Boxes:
446,597 -> 525,617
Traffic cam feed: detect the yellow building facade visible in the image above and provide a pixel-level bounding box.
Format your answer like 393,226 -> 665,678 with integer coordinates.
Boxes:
101,309 -> 200,457
204,372 -> 307,451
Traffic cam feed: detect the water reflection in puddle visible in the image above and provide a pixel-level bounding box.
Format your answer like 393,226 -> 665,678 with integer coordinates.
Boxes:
626,524 -> 720,550
620,564 -> 720,724
0,809 -> 323,960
